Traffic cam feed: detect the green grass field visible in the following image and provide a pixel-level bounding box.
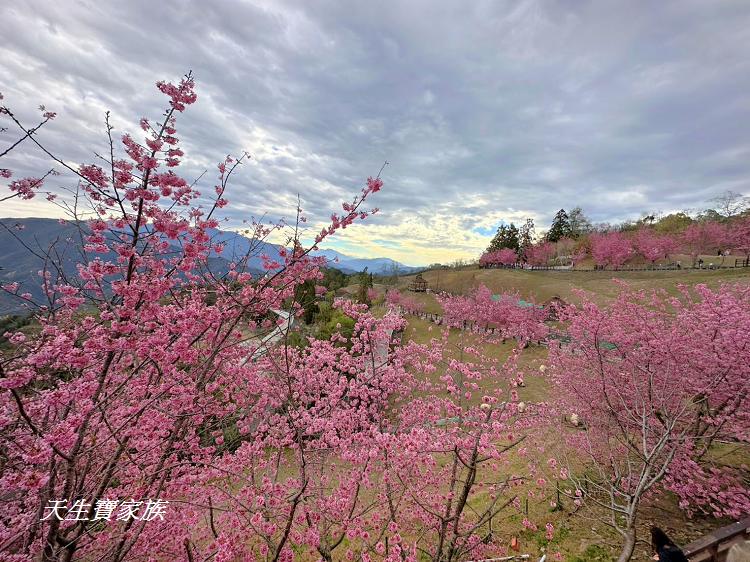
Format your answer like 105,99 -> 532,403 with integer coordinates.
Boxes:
399,262 -> 750,304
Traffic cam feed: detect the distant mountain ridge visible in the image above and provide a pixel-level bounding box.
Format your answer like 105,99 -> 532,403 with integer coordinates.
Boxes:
0,218 -> 420,314
309,248 -> 422,275
204,231 -> 420,275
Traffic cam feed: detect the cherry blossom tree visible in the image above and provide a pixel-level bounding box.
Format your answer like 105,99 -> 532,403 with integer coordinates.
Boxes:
590,232 -> 632,269
368,286 -> 380,303
0,96 -> 59,204
0,75 -> 384,562
438,285 -> 548,344
525,241 -> 555,267
680,221 -> 729,266
385,289 -> 423,315
633,228 -> 677,264
570,246 -> 589,268
376,339 -> 550,561
552,237 -> 577,265
479,248 -> 517,268
547,285 -> 750,561
728,215 -> 750,259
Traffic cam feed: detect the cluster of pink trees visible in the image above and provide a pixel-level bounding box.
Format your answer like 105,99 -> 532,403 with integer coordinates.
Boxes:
546,285 -> 750,561
590,224 -> 735,268
484,218 -> 750,270
524,241 -> 555,266
478,248 -> 518,267
734,217 -> 750,256
437,285 -> 549,344
680,221 -> 730,265
0,77 -> 555,561
589,231 -> 634,269
385,289 -> 423,314
632,229 -> 678,264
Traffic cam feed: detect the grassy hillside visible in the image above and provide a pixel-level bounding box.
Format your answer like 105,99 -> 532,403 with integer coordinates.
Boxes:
398,264 -> 750,304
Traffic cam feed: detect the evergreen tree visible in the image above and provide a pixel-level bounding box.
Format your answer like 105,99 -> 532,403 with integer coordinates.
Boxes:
487,225 -> 508,253
294,279 -> 319,324
506,223 -> 520,252
356,268 -> 373,306
546,209 -> 571,242
487,223 -> 521,253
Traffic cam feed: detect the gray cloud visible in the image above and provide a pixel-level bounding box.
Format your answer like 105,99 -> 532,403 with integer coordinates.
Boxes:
1,0 -> 749,264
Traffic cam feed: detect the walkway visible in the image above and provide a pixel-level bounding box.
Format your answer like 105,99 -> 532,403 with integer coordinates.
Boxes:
242,308 -> 295,361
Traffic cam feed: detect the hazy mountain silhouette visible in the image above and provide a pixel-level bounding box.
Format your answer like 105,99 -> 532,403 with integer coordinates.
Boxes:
0,218 -> 419,314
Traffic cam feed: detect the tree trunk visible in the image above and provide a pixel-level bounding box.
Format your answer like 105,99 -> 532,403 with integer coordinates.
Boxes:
317,546 -> 333,562
617,527 -> 637,562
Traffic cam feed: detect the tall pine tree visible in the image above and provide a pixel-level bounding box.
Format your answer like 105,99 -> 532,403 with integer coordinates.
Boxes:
487,223 -> 521,253
546,209 -> 571,242
356,268 -> 373,306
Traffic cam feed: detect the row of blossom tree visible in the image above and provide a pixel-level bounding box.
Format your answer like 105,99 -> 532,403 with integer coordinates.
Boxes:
480,219 -> 750,269
401,283 -> 750,561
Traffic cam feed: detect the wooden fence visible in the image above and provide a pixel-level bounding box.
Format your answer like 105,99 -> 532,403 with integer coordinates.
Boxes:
478,261 -> 750,272
684,518 -> 750,561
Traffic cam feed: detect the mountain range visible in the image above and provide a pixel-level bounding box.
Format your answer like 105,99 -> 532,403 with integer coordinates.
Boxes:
0,218 -> 420,314
308,248 -> 421,275
204,229 -> 420,275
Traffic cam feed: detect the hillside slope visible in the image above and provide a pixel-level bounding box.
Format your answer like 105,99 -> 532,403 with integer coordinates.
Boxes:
399,265 -> 750,304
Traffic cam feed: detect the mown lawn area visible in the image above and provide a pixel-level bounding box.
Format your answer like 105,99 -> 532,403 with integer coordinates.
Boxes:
398,263 -> 750,304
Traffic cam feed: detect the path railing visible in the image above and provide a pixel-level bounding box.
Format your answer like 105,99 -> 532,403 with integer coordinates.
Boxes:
684,518 -> 750,561
477,261 -> 750,272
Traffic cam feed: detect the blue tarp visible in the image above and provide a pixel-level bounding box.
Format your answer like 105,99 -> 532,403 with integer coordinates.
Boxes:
490,295 -> 544,309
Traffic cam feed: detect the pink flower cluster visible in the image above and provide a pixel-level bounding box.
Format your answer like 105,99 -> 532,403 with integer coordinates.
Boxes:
438,285 -> 549,343
8,177 -> 44,199
479,247 -> 518,267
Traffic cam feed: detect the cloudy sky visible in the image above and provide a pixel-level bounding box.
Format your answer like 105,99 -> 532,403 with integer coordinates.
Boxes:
1,0 -> 749,265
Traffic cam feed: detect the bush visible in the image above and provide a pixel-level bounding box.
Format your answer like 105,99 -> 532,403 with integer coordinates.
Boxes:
317,309 -> 355,344
285,330 -> 309,349
0,314 -> 34,348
